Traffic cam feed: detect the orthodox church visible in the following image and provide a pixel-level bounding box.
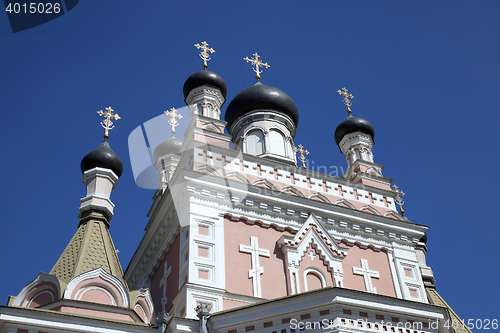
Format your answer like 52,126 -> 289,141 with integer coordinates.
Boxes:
0,43 -> 470,333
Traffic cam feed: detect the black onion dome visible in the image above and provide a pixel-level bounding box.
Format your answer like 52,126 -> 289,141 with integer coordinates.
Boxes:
225,82 -> 299,131
334,115 -> 375,146
183,70 -> 227,100
420,233 -> 427,244
153,136 -> 183,161
81,140 -> 123,178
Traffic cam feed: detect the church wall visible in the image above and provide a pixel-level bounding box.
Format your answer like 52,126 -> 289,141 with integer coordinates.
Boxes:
222,298 -> 252,310
53,305 -> 135,322
340,243 -> 397,297
224,217 -> 293,299
150,234 -> 180,313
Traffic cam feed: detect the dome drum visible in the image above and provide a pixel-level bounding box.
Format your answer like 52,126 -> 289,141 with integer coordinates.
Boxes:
233,113 -> 296,166
229,110 -> 296,140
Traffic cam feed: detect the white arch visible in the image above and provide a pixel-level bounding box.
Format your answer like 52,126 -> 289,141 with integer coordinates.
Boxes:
224,172 -> 250,184
252,179 -> 278,191
360,205 -> 381,215
281,186 -> 305,198
308,192 -> 331,203
64,267 -> 130,308
334,199 -> 355,209
194,165 -> 221,177
303,267 -> 327,292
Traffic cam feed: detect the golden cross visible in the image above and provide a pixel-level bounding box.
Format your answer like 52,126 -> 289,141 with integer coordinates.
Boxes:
337,87 -> 354,115
244,53 -> 270,81
195,41 -> 215,69
391,184 -> 405,216
97,106 -> 121,139
295,144 -> 309,169
164,108 -> 183,136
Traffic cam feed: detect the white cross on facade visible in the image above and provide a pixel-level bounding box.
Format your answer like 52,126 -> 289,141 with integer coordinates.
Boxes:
353,258 -> 380,294
308,251 -> 316,261
239,236 -> 270,298
159,261 -> 171,312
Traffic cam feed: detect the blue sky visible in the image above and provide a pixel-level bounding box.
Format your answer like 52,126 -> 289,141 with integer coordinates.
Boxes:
1,0 -> 498,322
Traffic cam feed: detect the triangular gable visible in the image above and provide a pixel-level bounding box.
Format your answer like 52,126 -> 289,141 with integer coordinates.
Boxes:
278,214 -> 348,294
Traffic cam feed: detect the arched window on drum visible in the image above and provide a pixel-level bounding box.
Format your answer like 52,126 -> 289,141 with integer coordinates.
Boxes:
246,130 -> 264,155
268,130 -> 285,156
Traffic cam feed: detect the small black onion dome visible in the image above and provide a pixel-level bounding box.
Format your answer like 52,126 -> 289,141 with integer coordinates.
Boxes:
81,139 -> 123,178
225,82 -> 299,131
153,136 -> 183,161
183,70 -> 227,100
334,115 -> 375,146
420,233 -> 427,244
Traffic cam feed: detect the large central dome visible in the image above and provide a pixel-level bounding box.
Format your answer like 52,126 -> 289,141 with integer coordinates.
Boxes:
224,82 -> 299,132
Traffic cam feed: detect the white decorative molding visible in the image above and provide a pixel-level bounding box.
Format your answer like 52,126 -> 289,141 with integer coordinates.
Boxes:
308,192 -> 331,203
202,121 -> 222,133
224,172 -> 250,184
252,179 -> 278,191
13,272 -> 61,307
281,186 -> 305,198
353,258 -> 380,294
360,205 -> 381,216
64,267 -> 130,308
384,211 -> 403,220
303,267 -> 327,292
135,288 -> 154,324
334,199 -> 356,209
279,214 -> 346,294
239,236 -> 270,298
194,165 -> 221,177
159,261 -> 171,312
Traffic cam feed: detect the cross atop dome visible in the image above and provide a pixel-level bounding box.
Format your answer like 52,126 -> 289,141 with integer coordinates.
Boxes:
164,107 -> 183,136
244,52 -> 270,82
295,144 -> 309,169
337,87 -> 354,115
97,106 -> 120,139
392,184 -> 406,216
195,41 -> 215,69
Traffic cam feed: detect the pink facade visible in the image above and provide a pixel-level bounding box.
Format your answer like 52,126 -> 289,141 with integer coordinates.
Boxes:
341,242 -> 397,297
150,234 -> 180,313
224,217 -> 293,299
223,215 -> 397,301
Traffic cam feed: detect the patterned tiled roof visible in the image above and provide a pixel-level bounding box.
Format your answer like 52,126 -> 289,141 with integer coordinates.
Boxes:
50,217 -> 127,288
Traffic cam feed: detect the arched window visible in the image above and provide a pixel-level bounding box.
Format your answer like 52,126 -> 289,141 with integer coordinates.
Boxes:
268,130 -> 285,156
246,130 -> 264,155
285,139 -> 294,158
303,268 -> 327,292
